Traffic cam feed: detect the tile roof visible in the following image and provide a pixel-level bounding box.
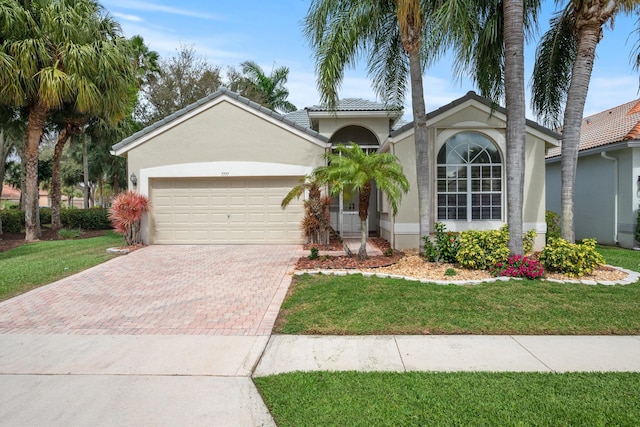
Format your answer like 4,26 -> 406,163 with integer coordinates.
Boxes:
306,98 -> 402,112
112,88 -> 328,153
546,98 -> 640,158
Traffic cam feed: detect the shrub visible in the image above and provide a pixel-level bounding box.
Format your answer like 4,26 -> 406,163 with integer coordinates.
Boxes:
1,210 -> 24,233
1,208 -> 54,233
539,238 -> 605,277
308,247 -> 319,260
546,211 -> 561,242
109,191 -> 150,246
61,208 -> 111,230
39,207 -> 52,225
423,222 -> 459,263
490,255 -> 544,279
57,228 -> 84,239
456,226 -> 536,270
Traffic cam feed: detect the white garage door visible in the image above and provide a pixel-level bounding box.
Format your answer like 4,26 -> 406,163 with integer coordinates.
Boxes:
150,177 -> 304,244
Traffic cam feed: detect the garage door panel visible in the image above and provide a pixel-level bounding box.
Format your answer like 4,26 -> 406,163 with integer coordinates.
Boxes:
150,177 -> 304,244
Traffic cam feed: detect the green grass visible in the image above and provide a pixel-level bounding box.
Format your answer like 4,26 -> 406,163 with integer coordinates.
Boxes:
255,371 -> 640,427
275,246 -> 640,335
0,231 -> 125,301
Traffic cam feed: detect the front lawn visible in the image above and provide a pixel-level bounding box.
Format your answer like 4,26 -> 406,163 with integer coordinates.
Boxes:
274,246 -> 640,335
0,231 -> 125,301
255,371 -> 640,427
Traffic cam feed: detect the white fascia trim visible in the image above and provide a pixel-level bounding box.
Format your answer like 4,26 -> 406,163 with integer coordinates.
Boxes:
138,161 -> 312,196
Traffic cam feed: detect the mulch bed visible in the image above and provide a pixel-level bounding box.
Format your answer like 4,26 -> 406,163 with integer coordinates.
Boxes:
296,237 -> 402,269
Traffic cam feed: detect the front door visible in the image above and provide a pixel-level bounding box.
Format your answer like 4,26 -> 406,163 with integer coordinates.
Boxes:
342,185 -> 361,237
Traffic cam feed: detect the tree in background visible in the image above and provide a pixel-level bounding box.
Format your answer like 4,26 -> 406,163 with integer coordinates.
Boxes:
532,0 -> 639,242
136,45 -> 223,126
236,61 -> 297,113
0,0 -> 137,240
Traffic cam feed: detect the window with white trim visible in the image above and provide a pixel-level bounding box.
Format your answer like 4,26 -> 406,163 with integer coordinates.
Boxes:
436,131 -> 502,221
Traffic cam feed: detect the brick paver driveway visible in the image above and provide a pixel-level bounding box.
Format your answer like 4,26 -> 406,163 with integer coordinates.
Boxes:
0,245 -> 302,336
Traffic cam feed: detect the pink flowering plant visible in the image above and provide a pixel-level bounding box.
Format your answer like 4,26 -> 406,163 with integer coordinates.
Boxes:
489,255 -> 544,279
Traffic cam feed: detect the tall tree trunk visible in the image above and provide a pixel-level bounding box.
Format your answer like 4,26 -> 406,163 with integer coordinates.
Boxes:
409,51 -> 430,255
0,129 -> 12,237
24,103 -> 47,241
51,126 -> 72,231
357,182 -> 371,260
82,134 -> 89,209
503,0 -> 526,255
561,17 -> 610,242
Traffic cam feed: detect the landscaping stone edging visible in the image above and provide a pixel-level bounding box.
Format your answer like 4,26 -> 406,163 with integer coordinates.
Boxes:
293,265 -> 639,286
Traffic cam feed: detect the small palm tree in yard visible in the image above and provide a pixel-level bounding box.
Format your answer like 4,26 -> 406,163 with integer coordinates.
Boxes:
315,143 -> 409,260
282,175 -> 353,256
109,191 -> 150,246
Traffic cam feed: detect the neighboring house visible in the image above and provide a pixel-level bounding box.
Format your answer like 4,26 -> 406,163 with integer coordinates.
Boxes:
112,88 -> 560,249
0,184 -> 48,207
546,98 -> 640,249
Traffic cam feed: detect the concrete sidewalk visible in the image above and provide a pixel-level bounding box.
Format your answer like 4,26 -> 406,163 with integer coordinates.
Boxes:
254,334 -> 640,376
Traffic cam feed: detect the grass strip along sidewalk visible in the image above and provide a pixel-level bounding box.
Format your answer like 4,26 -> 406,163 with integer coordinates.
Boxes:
256,246 -> 640,426
0,231 -> 124,302
255,371 -> 640,427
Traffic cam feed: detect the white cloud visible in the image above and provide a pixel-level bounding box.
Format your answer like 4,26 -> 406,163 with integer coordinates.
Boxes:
102,0 -> 224,20
111,12 -> 143,23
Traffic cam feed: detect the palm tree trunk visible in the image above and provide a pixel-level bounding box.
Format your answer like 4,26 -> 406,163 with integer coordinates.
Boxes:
357,182 -> 372,260
82,134 -> 89,209
24,103 -> 47,241
503,0 -> 526,255
560,24 -> 602,243
409,50 -> 430,255
51,126 -> 71,231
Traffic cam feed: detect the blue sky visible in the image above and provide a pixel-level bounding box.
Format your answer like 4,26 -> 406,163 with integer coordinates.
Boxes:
102,0 -> 639,121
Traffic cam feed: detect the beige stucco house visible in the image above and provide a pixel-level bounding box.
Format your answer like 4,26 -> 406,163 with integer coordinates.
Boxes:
112,88 -> 560,249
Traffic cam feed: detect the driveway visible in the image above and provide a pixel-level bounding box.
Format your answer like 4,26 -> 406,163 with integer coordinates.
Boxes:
0,244 -> 301,336
0,245 -> 302,426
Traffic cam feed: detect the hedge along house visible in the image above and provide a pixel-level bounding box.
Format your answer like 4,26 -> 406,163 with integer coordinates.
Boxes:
546,98 -> 640,249
112,88 -> 560,249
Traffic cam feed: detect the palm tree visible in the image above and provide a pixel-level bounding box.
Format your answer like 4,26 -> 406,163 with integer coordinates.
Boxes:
434,0 -> 541,255
0,0 -> 137,240
315,143 -> 409,260
304,0 -> 437,255
281,175 -> 353,256
531,0 -> 638,242
239,60 -> 297,113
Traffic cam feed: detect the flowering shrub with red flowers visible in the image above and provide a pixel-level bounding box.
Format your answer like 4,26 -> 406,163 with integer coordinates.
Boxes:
489,255 -> 544,279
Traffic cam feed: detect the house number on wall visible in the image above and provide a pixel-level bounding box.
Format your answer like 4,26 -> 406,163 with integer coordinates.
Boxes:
221,172 -> 230,176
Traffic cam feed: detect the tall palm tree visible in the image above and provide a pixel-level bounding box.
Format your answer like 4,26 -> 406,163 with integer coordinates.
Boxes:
315,143 -> 409,260
434,0 -> 541,255
304,0 -> 437,254
239,60 -> 297,113
0,0 -> 137,240
531,0 -> 638,242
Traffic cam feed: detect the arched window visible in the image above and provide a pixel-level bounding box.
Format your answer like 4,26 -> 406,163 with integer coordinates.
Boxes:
436,131 -> 502,221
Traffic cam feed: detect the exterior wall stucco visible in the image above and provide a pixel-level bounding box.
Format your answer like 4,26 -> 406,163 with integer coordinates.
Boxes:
546,149 -> 630,247
127,100 -> 327,184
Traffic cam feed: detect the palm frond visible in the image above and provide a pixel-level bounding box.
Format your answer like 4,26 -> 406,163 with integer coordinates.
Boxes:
530,8 -> 576,128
